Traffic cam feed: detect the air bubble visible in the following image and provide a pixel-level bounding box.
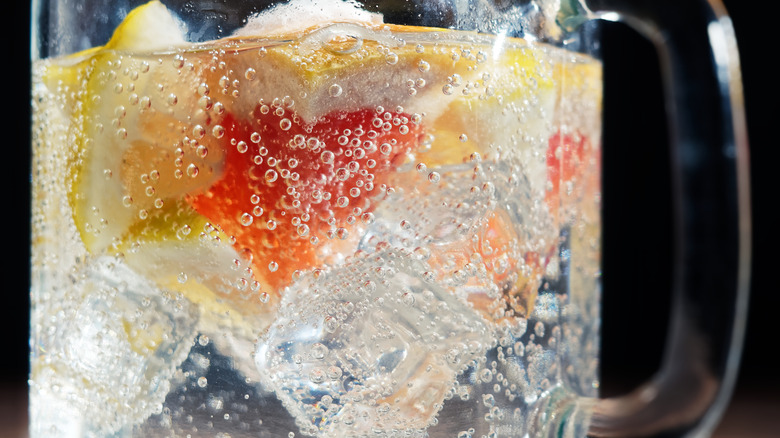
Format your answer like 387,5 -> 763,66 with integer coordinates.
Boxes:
240,213 -> 253,226
177,224 -> 191,239
268,261 -> 279,272
329,84 -> 343,97
192,125 -> 205,138
336,167 -> 350,181
308,367 -> 327,385
186,164 -> 199,178
361,212 -> 374,224
311,343 -> 328,360
534,321 -> 545,337
172,54 -> 185,69
265,169 -> 278,182
324,316 -> 339,333
321,150 -> 335,164
414,246 -> 431,260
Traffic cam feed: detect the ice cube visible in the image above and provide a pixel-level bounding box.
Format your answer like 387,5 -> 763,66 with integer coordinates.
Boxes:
30,257 -> 198,437
255,248 -> 493,436
363,162 -> 556,323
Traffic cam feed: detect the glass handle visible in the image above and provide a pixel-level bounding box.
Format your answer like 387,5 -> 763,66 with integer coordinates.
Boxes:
559,0 -> 751,436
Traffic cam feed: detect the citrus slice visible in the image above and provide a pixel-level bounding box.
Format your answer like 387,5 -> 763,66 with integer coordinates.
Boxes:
187,107 -> 423,291
105,0 -> 186,52
201,21 -> 484,123
415,41 -> 558,180
67,1 -> 221,254
46,0 -> 279,382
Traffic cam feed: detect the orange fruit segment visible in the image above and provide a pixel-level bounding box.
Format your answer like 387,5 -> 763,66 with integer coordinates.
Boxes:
426,208 -> 550,323
188,106 -> 423,292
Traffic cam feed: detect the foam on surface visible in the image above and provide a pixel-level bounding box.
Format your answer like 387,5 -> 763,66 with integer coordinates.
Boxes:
233,0 -> 383,37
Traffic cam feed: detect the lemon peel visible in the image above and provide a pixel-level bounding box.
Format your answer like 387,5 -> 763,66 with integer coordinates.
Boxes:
106,1 -> 186,52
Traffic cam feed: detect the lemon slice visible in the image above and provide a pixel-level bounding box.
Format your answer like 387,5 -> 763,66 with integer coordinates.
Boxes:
417,41 -> 558,165
68,2 -> 222,253
47,1 -> 275,371
203,22 -> 485,123
106,0 -> 186,52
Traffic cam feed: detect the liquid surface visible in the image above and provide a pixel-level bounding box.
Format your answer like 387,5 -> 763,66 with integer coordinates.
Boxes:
31,2 -> 602,437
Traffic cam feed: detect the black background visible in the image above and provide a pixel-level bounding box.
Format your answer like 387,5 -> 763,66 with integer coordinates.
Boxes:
5,0 -> 776,434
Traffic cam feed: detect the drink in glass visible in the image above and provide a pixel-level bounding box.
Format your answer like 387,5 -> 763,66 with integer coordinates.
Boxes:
31,1 -> 602,436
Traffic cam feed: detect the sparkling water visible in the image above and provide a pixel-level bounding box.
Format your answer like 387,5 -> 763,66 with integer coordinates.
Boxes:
31,5 -> 602,436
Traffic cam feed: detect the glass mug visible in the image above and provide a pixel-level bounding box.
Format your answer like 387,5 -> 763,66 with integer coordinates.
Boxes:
29,0 -> 750,437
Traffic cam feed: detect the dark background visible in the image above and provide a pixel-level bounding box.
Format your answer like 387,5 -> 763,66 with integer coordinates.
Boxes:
5,0 -> 775,435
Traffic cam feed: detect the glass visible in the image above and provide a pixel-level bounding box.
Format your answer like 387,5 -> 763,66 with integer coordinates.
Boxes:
29,0 -> 749,437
